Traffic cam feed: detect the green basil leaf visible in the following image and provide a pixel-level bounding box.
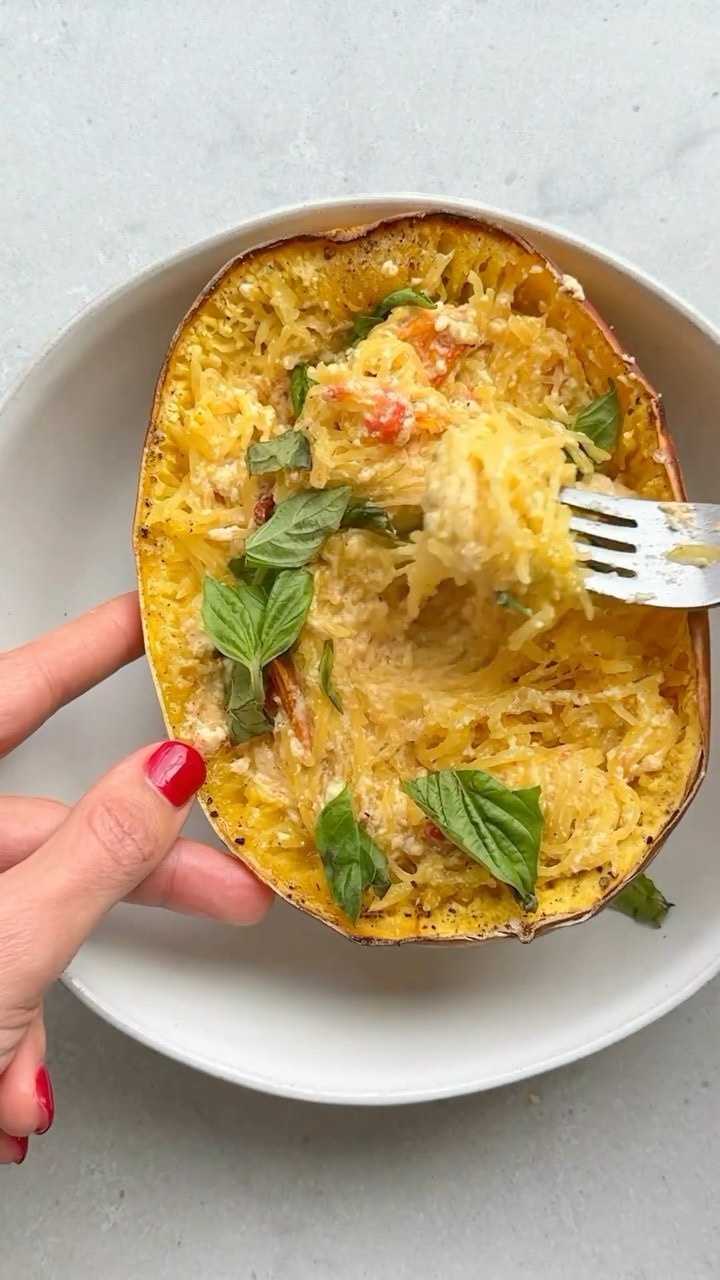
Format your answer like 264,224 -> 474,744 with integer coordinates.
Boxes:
290,363 -> 316,417
609,874 -> 672,927
319,639 -> 343,712
202,577 -> 261,666
229,705 -> 273,743
244,486 -> 352,569
315,787 -> 391,923
259,569 -> 314,666
202,577 -> 264,702
228,555 -> 254,585
352,313 -> 385,343
495,590 -> 532,618
239,582 -> 269,629
402,769 -> 542,910
228,556 -> 281,594
351,288 -> 435,342
574,381 -> 621,454
226,663 -> 273,743
246,430 -> 312,476
341,497 -> 401,542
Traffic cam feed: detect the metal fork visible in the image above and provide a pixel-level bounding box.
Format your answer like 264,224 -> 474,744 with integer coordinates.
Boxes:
561,488 -> 720,608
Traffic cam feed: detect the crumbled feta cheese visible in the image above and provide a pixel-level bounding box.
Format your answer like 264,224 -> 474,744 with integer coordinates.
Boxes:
207,525 -> 244,543
229,756 -> 251,776
180,611 -> 215,659
445,316 -> 479,344
239,281 -> 255,298
381,259 -> 399,278
205,459 -> 246,505
182,670 -> 229,758
560,273 -> 585,301
322,777 -> 345,806
192,721 -> 229,756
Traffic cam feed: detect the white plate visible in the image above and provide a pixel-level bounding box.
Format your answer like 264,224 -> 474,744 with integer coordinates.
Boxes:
1,195 -> 718,1105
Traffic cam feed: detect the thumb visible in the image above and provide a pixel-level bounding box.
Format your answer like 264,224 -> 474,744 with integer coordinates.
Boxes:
0,741 -> 206,1012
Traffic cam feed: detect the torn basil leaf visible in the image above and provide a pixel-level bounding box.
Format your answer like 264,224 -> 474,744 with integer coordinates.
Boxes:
351,288 -> 435,342
228,554 -> 254,585
573,381 -> 621,454
226,663 -> 273,744
341,497 -> 401,542
246,430 -> 312,476
495,590 -> 532,618
259,569 -> 314,667
244,486 -> 352,569
228,556 -> 280,593
203,568 -> 313,715
290,363 -> 316,417
402,768 -> 542,910
201,578 -> 264,703
609,874 -> 672,927
315,787 -> 390,923
319,638 -> 343,712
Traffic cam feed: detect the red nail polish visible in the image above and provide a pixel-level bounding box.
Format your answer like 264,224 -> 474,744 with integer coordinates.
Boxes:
11,1136 -> 28,1164
145,741 -> 206,808
35,1065 -> 54,1134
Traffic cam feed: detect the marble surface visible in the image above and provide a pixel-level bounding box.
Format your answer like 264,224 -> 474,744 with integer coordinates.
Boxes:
1,2 -> 720,1276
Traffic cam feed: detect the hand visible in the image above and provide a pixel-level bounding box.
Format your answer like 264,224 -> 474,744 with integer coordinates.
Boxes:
0,593 -> 273,1164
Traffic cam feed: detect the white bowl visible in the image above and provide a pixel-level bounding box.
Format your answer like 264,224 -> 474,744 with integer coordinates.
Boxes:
0,194 -> 717,1104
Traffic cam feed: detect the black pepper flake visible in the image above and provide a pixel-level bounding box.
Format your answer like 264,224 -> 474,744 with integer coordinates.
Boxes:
140,526 -> 149,538
646,835 -> 654,845
209,809 -> 219,819
234,836 -> 245,845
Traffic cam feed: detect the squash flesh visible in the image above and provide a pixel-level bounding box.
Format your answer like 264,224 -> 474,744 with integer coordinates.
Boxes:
135,213 -> 708,943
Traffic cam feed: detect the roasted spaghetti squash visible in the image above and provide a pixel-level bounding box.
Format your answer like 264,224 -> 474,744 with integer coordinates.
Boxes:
135,212 -> 709,943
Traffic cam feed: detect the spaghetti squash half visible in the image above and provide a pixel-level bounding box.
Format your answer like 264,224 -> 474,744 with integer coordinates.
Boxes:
135,212 -> 709,943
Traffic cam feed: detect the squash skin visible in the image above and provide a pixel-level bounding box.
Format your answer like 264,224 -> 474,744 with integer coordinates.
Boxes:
134,211 -> 710,945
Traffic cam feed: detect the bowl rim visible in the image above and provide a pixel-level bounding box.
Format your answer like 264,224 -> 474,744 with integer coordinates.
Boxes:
3,191 -> 720,423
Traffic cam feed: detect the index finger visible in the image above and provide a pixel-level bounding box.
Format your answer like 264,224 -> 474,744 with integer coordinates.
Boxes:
0,592 -> 143,757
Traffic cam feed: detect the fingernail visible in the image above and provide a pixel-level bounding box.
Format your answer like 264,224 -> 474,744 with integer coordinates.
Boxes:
145,741 -> 206,808
35,1065 -> 54,1134
11,1136 -> 28,1165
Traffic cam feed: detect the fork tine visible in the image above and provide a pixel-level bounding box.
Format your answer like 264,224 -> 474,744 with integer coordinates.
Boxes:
568,514 -> 637,549
560,487 -> 639,526
580,544 -> 638,574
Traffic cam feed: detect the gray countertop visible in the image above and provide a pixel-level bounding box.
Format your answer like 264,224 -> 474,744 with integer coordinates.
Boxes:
1,2 -> 719,1276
